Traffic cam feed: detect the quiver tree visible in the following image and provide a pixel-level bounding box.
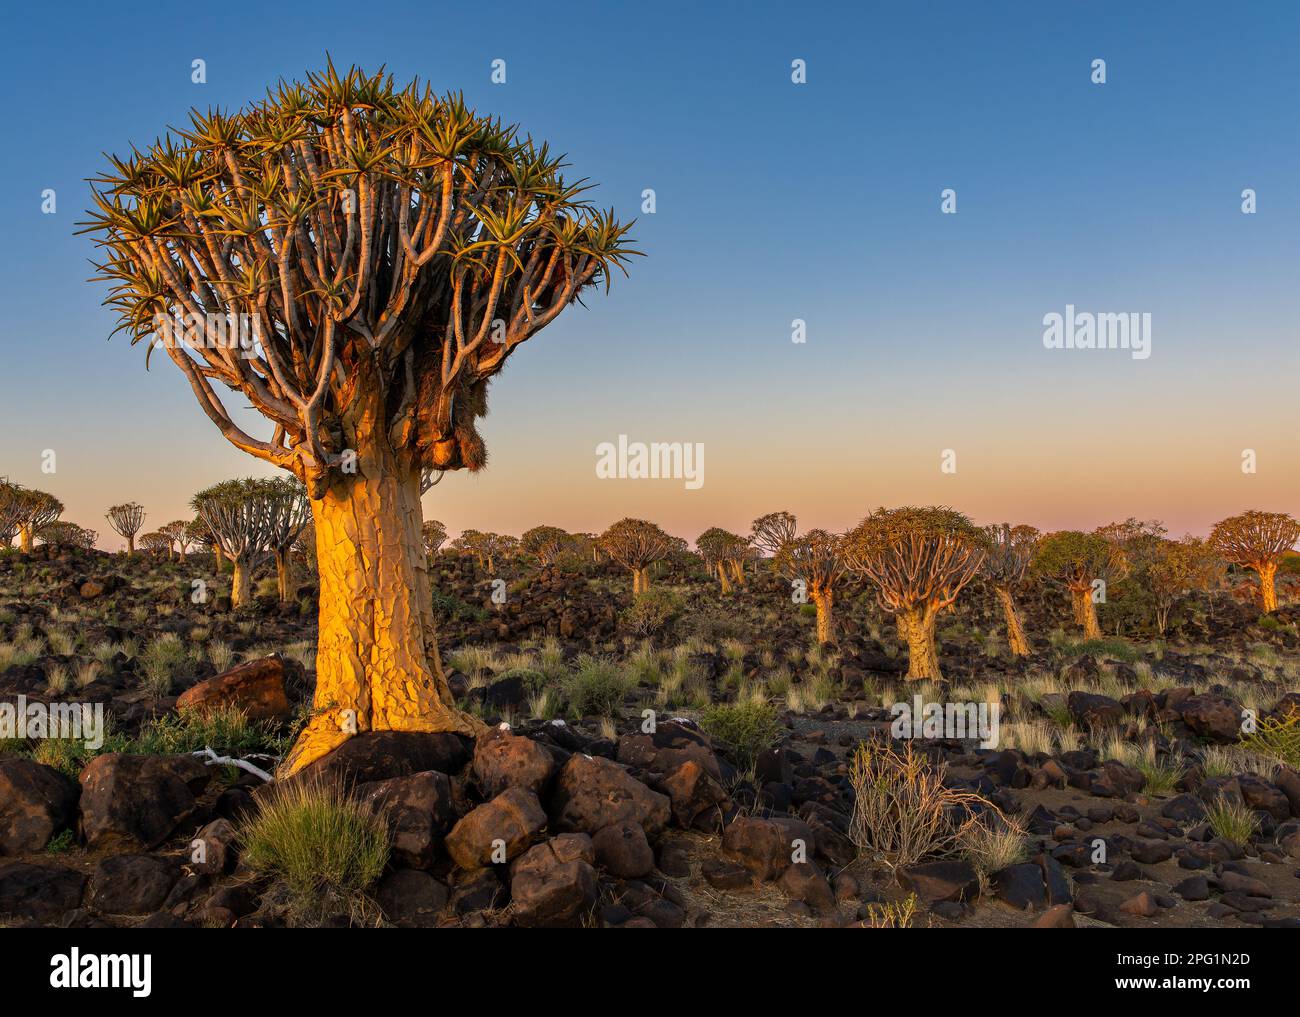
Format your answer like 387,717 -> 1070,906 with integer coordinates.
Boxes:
82,62 -> 637,775
421,519 -> 448,559
980,524 -> 1039,656
773,529 -> 847,644
39,521 -> 97,551
185,518 -> 223,567
1210,510 -> 1300,613
260,477 -> 312,602
15,489 -> 63,552
751,511 -> 798,560
0,480 -> 24,546
139,531 -> 172,557
696,527 -> 749,594
105,502 -> 145,554
845,507 -> 985,680
158,520 -> 193,561
293,520 -> 318,577
192,480 -> 277,608
1032,530 -> 1128,639
1148,536 -> 1226,635
521,525 -> 569,567
451,529 -> 513,572
599,518 -> 674,595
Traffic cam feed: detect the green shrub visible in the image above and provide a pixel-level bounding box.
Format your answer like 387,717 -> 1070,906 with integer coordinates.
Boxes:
1204,795 -> 1257,846
241,779 -> 389,909
700,699 -> 781,769
1241,714 -> 1300,770
621,588 -> 683,638
561,655 -> 631,718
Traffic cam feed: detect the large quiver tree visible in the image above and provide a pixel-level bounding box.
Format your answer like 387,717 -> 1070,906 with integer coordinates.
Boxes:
845,507 -> 985,680
82,62 -> 637,774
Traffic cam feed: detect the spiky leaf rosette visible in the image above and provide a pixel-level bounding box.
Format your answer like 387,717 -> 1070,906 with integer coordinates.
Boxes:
80,61 -> 638,497
845,506 -> 985,614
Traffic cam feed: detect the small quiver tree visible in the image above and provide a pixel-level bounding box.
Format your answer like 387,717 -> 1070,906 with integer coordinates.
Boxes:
1148,535 -> 1226,635
845,507 -> 985,680
696,527 -> 747,594
599,518 -> 674,595
16,489 -> 63,553
158,520 -> 193,561
39,520 -> 97,552
105,502 -> 145,554
0,480 -> 24,547
980,524 -> 1039,656
260,477 -> 312,602
773,529 -> 847,645
1032,530 -> 1128,639
1209,510 -> 1300,614
421,519 -> 448,560
521,525 -> 569,567
139,531 -> 172,557
192,480 -> 277,609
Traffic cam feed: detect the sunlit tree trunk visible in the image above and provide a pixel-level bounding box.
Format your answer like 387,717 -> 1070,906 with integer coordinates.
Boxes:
729,560 -> 746,587
811,582 -> 834,645
632,567 -> 651,595
275,547 -> 294,603
126,535 -> 136,555
995,586 -> 1030,656
18,526 -> 32,553
231,560 -> 251,609
1069,584 -> 1101,639
282,422 -> 481,776
898,606 -> 941,680
718,563 -> 732,594
1255,561 -> 1278,613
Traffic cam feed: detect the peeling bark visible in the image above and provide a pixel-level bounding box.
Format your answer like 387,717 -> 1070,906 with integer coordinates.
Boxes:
898,606 -> 941,680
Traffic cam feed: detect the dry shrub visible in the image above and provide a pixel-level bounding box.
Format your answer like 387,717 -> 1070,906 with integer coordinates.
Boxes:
848,739 -> 1005,870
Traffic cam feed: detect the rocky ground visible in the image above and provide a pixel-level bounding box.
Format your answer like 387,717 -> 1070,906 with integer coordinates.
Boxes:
0,544 -> 1298,928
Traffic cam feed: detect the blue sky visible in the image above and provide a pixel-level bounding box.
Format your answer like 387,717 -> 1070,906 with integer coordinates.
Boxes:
1,1 -> 1297,546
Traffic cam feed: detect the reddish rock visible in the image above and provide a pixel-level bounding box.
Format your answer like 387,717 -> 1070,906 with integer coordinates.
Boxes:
78,754 -> 210,850
444,787 -> 547,870
722,816 -> 816,881
0,757 -> 78,854
550,753 -> 671,836
656,758 -> 729,829
472,728 -> 555,798
592,822 -> 655,878
357,770 -> 455,869
176,656 -> 291,721
509,834 -> 598,928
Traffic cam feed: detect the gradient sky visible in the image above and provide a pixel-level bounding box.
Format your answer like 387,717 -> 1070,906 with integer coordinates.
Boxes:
1,1 -> 1297,549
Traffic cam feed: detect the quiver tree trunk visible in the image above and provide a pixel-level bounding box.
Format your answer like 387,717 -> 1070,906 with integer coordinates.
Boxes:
898,606 -> 941,680
18,526 -> 33,553
811,582 -> 834,644
729,560 -> 746,587
1256,561 -> 1278,613
126,535 -> 136,555
632,567 -> 651,595
275,546 -> 294,603
1069,583 -> 1102,639
231,559 -> 252,609
281,428 -> 482,777
717,563 -> 733,595
995,586 -> 1031,656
